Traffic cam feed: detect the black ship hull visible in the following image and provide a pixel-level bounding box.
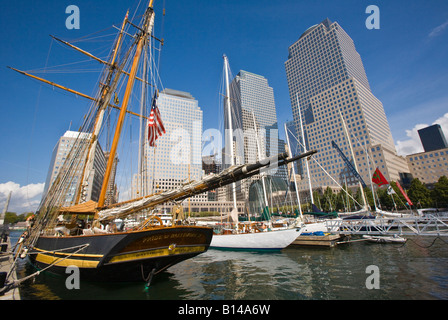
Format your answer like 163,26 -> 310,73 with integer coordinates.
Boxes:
29,225 -> 213,282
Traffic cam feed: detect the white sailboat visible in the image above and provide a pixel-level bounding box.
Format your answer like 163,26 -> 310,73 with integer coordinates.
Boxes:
210,226 -> 302,250
208,55 -> 311,250
374,208 -> 414,219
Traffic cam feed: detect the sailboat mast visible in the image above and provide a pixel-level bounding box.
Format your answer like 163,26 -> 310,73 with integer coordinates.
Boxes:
252,110 -> 269,209
137,44 -> 148,197
338,109 -> 367,210
223,54 -> 237,209
98,2 -> 156,208
284,123 -> 302,218
75,11 -> 129,204
296,93 -> 314,204
365,147 -> 377,210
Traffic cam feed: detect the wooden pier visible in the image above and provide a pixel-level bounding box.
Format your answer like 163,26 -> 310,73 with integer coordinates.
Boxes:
290,234 -> 342,247
0,235 -> 20,300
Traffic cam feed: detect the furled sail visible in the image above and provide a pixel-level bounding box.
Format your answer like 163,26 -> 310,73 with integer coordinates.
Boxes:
96,150 -> 317,221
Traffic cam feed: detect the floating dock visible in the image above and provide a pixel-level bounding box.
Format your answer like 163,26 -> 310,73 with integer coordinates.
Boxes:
325,215 -> 448,237
291,234 -> 342,247
0,234 -> 20,300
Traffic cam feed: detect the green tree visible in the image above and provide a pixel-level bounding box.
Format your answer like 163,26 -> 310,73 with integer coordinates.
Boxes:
392,181 -> 407,209
407,178 -> 432,208
321,187 -> 336,212
3,212 -> 31,224
334,191 -> 345,211
312,190 -> 322,211
363,187 -> 375,209
344,187 -> 356,211
354,188 -> 364,209
377,186 -> 394,210
4,212 -> 19,224
431,175 -> 448,208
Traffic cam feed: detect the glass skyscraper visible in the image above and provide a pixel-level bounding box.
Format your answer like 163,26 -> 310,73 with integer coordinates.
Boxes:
142,88 -> 206,201
224,70 -> 287,206
285,18 -> 409,190
418,124 -> 448,152
43,130 -> 107,206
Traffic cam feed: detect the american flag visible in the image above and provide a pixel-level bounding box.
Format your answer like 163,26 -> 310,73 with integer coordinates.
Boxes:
147,92 -> 165,147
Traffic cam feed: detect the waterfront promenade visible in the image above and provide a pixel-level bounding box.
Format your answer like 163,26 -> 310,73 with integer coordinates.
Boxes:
0,235 -> 20,300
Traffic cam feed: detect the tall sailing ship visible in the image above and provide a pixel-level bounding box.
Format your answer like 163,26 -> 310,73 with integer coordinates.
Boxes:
9,0 -> 312,282
9,0 -> 214,283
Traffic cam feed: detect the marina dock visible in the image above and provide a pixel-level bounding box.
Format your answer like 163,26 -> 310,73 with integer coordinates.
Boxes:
290,213 -> 448,248
0,234 -> 20,300
326,214 -> 448,237
291,234 -> 342,247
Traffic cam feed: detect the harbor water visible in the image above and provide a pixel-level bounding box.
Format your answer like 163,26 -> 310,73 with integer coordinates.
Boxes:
9,231 -> 448,300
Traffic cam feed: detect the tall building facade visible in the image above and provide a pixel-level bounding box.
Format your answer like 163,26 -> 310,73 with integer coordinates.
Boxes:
406,148 -> 448,185
43,130 -> 107,206
223,70 -> 287,209
407,124 -> 448,185
141,88 -> 206,202
285,18 -> 409,191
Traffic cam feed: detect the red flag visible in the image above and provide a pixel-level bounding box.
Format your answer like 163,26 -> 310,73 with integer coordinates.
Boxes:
372,167 -> 388,186
148,92 -> 165,147
396,181 -> 413,206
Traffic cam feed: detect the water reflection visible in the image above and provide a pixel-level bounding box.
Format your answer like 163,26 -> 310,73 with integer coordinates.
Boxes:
167,249 -> 305,300
12,231 -> 448,300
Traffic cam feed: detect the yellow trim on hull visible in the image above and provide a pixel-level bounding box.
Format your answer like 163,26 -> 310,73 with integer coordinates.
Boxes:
34,245 -> 207,269
35,253 -> 100,268
34,247 -> 104,258
108,245 -> 206,264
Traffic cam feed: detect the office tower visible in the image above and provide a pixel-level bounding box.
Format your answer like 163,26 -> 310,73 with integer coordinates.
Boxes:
406,147 -> 448,185
143,88 -> 206,202
406,124 -> 448,185
418,124 -> 448,152
103,151 -> 119,205
43,130 -> 107,206
202,154 -> 221,201
285,18 -> 409,191
224,70 -> 287,207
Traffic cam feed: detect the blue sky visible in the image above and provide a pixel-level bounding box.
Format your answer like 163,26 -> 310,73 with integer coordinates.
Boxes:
1,0 -> 448,213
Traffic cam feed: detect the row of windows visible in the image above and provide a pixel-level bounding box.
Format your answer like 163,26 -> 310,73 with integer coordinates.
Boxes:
408,151 -> 446,161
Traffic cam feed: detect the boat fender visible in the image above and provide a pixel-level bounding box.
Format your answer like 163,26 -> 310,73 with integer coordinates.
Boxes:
20,248 -> 28,259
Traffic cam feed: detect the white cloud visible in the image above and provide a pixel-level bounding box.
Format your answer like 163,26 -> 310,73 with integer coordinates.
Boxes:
0,181 -> 45,214
395,113 -> 448,156
428,20 -> 448,38
395,125 -> 425,156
